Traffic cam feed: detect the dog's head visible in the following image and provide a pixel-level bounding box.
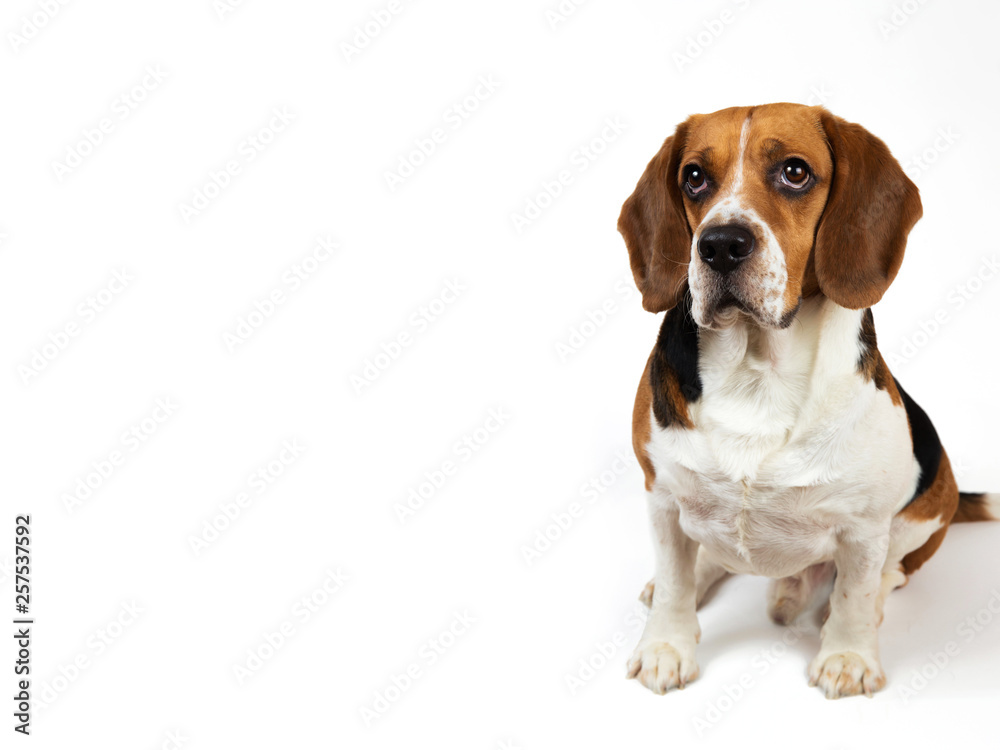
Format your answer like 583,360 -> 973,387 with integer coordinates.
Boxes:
618,103 -> 922,328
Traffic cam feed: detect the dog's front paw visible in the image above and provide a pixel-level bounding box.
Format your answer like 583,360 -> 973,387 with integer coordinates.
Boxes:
808,651 -> 885,699
626,641 -> 699,694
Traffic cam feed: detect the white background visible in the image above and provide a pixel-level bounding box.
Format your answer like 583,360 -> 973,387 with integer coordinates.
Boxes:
2,0 -> 1000,747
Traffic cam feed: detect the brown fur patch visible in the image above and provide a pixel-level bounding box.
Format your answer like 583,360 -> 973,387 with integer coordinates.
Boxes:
649,355 -> 694,430
812,111 -> 923,310
632,354 -> 657,491
899,449 -> 959,575
618,125 -> 694,313
876,354 -> 901,406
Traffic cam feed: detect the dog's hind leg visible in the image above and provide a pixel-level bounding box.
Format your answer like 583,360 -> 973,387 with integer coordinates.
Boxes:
767,561 -> 835,625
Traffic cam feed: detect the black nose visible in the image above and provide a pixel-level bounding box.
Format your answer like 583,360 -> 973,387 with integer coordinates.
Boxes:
698,225 -> 755,274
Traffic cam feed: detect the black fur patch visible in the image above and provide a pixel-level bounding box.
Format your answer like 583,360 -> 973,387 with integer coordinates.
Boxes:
649,289 -> 701,429
857,308 -> 878,375
894,377 -> 943,506
857,308 -> 895,396
959,492 -> 986,503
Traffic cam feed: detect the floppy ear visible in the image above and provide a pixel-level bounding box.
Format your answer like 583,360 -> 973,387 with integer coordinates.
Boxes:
814,111 -> 922,309
617,122 -> 692,313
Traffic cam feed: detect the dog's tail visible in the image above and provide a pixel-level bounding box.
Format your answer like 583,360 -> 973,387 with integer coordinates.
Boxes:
952,492 -> 1000,523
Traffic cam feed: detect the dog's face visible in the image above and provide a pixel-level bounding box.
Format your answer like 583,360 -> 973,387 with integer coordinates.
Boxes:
619,103 -> 922,327
680,105 -> 834,328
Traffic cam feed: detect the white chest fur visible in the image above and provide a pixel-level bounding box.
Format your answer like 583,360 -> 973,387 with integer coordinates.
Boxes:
645,298 -> 918,578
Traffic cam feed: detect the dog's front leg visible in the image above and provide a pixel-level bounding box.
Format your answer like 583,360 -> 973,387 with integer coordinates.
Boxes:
627,491 -> 700,694
809,529 -> 890,698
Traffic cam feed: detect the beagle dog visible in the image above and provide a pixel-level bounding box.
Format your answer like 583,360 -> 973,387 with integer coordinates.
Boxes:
618,103 -> 997,699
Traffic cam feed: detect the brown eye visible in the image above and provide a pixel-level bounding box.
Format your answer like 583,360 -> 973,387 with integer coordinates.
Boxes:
780,159 -> 810,188
684,165 -> 708,195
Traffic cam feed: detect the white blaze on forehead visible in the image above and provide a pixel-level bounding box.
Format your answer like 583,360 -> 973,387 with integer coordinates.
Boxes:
688,114 -> 790,328
730,116 -> 752,195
